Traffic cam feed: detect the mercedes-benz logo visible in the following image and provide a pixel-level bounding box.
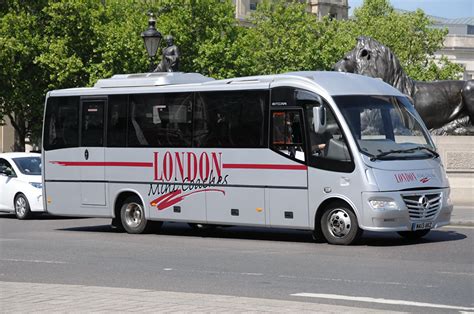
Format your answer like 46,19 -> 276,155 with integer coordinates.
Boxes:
418,195 -> 429,209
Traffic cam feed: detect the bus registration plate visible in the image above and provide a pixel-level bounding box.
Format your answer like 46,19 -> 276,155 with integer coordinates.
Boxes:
412,221 -> 433,231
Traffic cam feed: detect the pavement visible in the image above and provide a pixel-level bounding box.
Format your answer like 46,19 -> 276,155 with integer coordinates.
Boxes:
0,281 -> 399,313
449,204 -> 474,226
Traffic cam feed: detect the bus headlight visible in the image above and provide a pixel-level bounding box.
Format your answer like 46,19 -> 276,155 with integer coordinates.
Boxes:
369,199 -> 398,211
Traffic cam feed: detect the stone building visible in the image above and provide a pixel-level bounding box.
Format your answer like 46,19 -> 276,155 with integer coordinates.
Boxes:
432,17 -> 474,80
233,0 -> 349,22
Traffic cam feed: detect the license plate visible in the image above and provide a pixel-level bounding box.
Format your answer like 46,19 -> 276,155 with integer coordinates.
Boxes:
412,221 -> 433,231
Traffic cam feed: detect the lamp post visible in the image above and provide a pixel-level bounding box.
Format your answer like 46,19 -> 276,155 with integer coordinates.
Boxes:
141,13 -> 162,72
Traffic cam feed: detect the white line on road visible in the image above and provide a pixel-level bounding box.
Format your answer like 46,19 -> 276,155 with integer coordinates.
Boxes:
437,271 -> 474,277
241,272 -> 263,276
0,258 -> 66,264
443,225 -> 474,230
291,293 -> 474,311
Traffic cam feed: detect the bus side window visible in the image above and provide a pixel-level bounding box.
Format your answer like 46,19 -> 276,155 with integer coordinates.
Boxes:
128,93 -> 192,148
195,91 -> 267,148
81,100 -> 105,147
271,110 -> 305,161
43,96 -> 79,151
107,95 -> 128,147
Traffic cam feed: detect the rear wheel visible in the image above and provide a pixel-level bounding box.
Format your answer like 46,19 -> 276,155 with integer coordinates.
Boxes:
120,196 -> 161,234
397,229 -> 430,240
321,204 -> 362,245
14,194 -> 32,220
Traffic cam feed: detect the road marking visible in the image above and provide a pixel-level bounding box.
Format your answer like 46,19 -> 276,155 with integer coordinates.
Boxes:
241,272 -> 263,276
291,293 -> 474,311
443,225 -> 474,230
0,258 -> 66,264
281,275 -> 432,288
437,271 -> 474,277
163,268 -> 173,271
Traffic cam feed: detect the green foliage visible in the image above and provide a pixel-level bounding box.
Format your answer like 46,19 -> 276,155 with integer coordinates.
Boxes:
0,1 -> 47,148
0,0 -> 464,150
231,0 -> 321,76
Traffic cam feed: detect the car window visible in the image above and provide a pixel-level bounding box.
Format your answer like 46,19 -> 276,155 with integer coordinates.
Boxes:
12,157 -> 42,175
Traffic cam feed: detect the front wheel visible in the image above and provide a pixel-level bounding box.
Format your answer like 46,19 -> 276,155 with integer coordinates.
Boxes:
120,196 -> 161,234
397,229 -> 430,240
321,204 -> 362,245
14,194 -> 32,220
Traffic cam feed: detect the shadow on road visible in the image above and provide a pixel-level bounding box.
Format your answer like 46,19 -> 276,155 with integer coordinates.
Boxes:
0,213 -> 88,220
57,221 -> 468,246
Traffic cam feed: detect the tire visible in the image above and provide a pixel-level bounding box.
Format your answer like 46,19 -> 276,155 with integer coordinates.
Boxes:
14,193 -> 32,220
120,196 -> 161,234
397,229 -> 430,240
320,204 -> 362,245
312,220 -> 326,243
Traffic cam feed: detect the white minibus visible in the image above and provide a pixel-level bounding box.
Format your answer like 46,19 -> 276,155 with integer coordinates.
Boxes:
42,71 -> 452,244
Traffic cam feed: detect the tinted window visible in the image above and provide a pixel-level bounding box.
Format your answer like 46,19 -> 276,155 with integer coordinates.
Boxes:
128,93 -> 193,147
194,90 -> 267,148
12,157 -> 42,175
107,95 -> 128,147
43,96 -> 79,150
81,100 -> 105,147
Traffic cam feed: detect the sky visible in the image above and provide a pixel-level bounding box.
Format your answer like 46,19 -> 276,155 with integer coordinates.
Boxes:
349,0 -> 474,19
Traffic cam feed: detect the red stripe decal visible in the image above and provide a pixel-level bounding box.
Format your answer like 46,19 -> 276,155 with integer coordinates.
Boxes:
223,164 -> 307,170
50,161 -> 153,167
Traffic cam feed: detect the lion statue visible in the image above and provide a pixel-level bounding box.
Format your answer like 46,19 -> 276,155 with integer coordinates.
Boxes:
333,36 -> 474,134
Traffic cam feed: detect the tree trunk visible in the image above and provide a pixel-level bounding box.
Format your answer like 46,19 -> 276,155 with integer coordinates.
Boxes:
8,113 -> 26,152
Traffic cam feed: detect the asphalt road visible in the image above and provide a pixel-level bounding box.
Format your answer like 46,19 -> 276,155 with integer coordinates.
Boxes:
1,213 -> 473,312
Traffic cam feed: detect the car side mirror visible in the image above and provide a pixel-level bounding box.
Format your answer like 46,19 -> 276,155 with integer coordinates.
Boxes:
312,106 -> 327,133
0,167 -> 14,177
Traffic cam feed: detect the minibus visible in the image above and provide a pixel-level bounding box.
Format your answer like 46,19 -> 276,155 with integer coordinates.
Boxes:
42,71 -> 452,244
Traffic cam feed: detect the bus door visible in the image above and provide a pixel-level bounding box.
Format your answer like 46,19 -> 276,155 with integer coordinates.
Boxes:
268,107 -> 309,228
80,98 -> 106,206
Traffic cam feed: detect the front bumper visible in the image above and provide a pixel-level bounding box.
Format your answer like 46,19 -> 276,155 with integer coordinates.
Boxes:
359,188 -> 453,232
28,191 -> 45,212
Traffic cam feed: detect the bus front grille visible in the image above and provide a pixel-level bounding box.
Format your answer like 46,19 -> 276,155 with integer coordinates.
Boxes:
402,193 -> 442,221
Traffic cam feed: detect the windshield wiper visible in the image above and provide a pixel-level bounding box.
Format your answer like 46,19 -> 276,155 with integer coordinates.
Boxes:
370,146 -> 439,161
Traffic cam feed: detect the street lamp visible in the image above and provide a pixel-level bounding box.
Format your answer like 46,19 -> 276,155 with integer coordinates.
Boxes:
141,13 -> 162,72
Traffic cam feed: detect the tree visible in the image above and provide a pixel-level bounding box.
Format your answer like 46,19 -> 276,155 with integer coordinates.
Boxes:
0,1 -> 48,150
230,0 -> 321,77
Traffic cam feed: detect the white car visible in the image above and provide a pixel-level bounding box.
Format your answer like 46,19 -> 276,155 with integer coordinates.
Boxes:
0,152 -> 44,219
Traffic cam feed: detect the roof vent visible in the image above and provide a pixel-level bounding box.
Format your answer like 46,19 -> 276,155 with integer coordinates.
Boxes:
94,72 -> 214,88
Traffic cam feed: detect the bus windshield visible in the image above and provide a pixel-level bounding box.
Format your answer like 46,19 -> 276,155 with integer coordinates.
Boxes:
334,95 -> 436,160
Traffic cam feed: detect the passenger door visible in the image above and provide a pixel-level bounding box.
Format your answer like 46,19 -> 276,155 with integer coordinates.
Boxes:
80,98 -> 106,206
268,108 -> 309,227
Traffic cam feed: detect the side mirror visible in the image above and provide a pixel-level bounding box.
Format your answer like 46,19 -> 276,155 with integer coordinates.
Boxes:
312,106 -> 327,133
0,168 -> 12,177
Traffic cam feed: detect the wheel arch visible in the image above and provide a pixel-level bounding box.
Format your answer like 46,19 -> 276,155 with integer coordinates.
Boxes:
313,195 -> 359,229
113,189 -> 148,220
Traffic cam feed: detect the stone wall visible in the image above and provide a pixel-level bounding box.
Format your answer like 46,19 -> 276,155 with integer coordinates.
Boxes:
433,136 -> 474,206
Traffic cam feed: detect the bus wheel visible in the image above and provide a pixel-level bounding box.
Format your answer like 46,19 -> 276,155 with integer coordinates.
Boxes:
397,229 -> 430,240
120,196 -> 157,234
321,204 -> 362,245
15,194 -> 32,220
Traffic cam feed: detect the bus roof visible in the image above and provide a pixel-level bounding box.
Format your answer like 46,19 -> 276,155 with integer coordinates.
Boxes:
48,71 -> 403,97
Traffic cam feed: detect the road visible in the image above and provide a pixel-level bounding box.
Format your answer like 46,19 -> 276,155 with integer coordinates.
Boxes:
0,213 -> 473,312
